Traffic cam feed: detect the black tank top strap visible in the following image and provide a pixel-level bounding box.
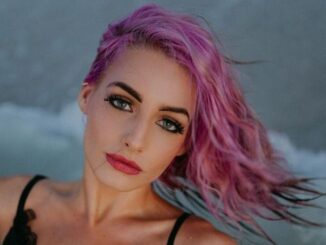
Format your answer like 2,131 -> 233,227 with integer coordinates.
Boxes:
167,212 -> 191,245
12,174 -> 47,228
3,174 -> 47,245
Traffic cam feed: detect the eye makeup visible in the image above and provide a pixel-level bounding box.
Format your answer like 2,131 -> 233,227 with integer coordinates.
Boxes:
158,117 -> 185,134
105,94 -> 133,112
104,94 -> 185,134
106,81 -> 190,122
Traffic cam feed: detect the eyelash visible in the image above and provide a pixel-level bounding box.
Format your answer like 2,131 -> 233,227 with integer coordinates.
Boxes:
104,94 -> 185,135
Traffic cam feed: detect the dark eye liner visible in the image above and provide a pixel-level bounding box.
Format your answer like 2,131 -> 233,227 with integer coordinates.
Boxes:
104,94 -> 185,134
107,81 -> 190,122
166,119 -> 185,134
104,94 -> 133,111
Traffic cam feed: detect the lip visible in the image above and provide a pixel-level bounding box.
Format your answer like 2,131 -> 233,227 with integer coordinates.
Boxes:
105,153 -> 142,175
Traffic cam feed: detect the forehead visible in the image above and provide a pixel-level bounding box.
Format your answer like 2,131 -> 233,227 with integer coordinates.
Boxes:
100,47 -> 197,119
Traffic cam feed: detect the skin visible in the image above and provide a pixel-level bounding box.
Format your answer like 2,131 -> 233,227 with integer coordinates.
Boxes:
0,47 -> 236,244
77,46 -> 197,225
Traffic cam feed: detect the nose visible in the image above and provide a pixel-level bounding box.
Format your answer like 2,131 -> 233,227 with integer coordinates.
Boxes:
122,115 -> 149,153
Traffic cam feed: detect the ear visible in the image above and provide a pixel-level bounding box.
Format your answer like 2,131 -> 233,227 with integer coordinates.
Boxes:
78,82 -> 95,115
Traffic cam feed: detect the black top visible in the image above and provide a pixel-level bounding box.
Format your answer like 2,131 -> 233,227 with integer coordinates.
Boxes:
3,175 -> 191,245
3,175 -> 47,245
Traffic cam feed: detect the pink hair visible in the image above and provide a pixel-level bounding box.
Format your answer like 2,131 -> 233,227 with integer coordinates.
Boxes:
84,4 -> 324,244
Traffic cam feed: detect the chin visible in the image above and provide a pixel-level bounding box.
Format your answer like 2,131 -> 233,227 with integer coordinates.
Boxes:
94,167 -> 149,192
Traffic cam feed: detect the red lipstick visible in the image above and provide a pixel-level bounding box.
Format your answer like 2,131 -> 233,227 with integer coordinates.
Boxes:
106,153 -> 142,175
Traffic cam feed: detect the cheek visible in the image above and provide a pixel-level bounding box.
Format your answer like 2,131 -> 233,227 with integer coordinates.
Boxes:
145,135 -> 185,174
84,104 -> 117,150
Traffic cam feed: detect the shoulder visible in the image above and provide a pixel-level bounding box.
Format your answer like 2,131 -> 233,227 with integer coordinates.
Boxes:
0,175 -> 34,215
180,215 -> 237,245
0,175 -> 34,239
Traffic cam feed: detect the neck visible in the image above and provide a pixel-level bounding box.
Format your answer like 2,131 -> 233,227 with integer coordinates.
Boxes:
73,162 -> 158,226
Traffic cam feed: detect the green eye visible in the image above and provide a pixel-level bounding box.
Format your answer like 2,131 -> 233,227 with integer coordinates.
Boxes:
105,95 -> 133,112
104,94 -> 184,135
157,119 -> 184,134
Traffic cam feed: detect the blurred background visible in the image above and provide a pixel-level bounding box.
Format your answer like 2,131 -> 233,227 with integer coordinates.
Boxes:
0,0 -> 325,244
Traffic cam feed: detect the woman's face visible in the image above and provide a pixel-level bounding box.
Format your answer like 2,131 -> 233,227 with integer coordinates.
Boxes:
78,47 -> 196,191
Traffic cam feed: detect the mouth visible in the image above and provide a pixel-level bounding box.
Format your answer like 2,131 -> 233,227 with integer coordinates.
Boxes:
105,153 -> 142,175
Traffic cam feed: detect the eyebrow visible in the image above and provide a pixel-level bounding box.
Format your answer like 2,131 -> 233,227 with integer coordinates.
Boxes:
107,81 -> 190,121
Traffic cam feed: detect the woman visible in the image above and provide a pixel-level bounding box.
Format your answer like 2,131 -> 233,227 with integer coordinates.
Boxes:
0,4 -> 323,245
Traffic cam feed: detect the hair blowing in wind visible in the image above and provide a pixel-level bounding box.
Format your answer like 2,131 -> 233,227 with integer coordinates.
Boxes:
84,4 -> 326,244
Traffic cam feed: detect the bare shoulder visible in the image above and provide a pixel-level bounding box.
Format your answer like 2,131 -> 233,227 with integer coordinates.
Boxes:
0,175 -> 34,239
181,215 -> 237,245
0,175 -> 34,214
